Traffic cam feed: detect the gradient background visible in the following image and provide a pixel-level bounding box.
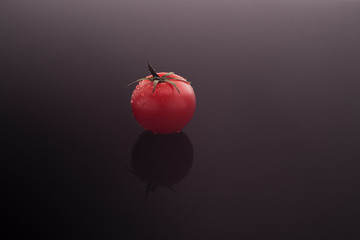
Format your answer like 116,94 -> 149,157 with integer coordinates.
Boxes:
1,0 -> 360,239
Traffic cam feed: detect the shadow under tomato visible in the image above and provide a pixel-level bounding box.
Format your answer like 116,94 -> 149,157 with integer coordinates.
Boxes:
127,131 -> 193,202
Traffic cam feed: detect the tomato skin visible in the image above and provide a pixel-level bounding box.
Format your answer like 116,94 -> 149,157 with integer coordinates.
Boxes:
131,72 -> 196,134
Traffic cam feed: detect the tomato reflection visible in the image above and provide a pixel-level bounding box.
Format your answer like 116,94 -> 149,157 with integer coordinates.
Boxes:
127,131 -> 193,201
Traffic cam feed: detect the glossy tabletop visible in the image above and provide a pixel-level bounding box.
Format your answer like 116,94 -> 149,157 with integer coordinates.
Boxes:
2,0 -> 360,239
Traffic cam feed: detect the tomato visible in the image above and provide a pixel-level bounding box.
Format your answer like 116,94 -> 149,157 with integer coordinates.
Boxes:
128,62 -> 196,134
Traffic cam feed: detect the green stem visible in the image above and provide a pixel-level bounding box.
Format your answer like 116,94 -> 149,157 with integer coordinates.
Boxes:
147,61 -> 160,78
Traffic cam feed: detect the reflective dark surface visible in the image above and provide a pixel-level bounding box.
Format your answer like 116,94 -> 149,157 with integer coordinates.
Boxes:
129,131 -> 193,202
2,0 -> 360,239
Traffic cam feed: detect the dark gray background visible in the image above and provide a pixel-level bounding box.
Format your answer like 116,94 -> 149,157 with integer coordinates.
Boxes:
1,0 -> 360,239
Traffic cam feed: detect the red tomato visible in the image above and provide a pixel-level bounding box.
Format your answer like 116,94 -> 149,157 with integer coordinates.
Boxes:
129,63 -> 196,134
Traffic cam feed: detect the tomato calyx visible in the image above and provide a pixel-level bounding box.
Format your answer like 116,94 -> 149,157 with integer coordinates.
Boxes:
126,61 -> 190,94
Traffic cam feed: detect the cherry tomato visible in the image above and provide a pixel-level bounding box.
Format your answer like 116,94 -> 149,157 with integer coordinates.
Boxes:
128,62 -> 196,134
